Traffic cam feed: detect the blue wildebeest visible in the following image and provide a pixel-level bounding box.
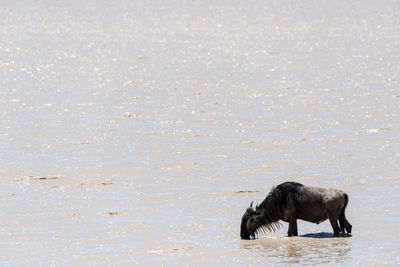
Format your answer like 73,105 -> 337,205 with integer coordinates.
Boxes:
240,182 -> 352,239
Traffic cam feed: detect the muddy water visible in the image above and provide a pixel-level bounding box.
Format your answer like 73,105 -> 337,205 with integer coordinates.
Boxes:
1,0 -> 400,265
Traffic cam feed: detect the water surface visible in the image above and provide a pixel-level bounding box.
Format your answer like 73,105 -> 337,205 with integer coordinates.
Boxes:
1,0 -> 400,265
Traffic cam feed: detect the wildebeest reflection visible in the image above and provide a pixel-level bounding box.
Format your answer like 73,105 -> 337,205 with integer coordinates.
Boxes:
240,182 -> 352,239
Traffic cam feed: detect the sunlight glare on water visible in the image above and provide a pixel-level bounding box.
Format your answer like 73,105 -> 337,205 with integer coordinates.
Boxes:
0,0 -> 399,265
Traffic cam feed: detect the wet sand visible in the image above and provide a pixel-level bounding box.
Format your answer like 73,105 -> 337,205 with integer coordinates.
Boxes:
1,0 -> 400,265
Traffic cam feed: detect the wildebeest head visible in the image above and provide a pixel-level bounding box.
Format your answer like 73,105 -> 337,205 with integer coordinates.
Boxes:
240,201 -> 262,239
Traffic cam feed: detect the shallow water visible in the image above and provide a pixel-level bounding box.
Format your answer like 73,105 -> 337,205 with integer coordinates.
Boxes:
1,0 -> 400,265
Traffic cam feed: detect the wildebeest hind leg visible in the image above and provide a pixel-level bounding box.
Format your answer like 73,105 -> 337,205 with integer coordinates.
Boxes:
328,216 -> 340,236
344,217 -> 352,233
339,213 -> 345,233
340,211 -> 352,234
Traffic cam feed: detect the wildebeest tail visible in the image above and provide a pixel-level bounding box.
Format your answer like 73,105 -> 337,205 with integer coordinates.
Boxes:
343,193 -> 349,210
339,192 -> 352,233
340,193 -> 348,219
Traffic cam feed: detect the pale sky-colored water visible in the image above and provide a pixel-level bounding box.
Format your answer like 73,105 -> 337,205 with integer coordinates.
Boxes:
1,0 -> 400,265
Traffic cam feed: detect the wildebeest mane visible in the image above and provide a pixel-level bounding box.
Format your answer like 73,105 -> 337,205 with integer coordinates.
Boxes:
252,182 -> 304,237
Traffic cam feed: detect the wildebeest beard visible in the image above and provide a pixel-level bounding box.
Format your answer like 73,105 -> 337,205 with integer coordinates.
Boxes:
240,189 -> 286,239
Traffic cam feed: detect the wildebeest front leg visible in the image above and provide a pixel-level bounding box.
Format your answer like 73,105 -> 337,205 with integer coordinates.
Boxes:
287,219 -> 298,236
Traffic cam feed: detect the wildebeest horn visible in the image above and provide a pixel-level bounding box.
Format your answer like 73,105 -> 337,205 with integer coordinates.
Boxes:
250,201 -> 254,208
